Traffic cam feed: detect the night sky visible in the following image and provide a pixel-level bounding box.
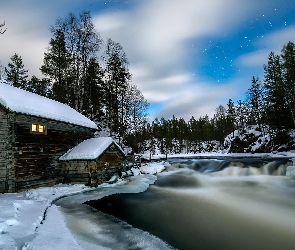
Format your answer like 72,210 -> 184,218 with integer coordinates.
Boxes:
0,0 -> 295,120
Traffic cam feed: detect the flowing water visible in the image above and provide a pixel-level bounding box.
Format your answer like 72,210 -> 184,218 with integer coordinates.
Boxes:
58,157 -> 295,250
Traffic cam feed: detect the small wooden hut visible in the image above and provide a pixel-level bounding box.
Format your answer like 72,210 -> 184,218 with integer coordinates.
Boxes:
0,81 -> 97,192
59,137 -> 125,186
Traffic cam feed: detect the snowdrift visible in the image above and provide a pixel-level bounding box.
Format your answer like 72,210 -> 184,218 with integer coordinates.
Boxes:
224,125 -> 295,153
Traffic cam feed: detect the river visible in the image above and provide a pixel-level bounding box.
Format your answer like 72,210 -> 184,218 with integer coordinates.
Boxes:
57,156 -> 295,250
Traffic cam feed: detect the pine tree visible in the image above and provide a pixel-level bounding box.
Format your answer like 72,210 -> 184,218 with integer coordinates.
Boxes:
178,117 -> 188,152
226,99 -> 236,136
81,58 -> 104,125
263,52 -> 290,130
5,53 -> 28,89
42,11 -> 102,110
158,117 -> 167,154
27,75 -> 51,97
247,76 -> 264,128
236,100 -> 249,130
188,116 -> 197,152
213,105 -> 227,142
281,41 -> 295,128
103,38 -> 131,138
40,29 -> 71,104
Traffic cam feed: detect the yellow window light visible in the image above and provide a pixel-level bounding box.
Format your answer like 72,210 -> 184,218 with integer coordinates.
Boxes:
32,124 -> 37,132
39,125 -> 45,133
31,123 -> 46,134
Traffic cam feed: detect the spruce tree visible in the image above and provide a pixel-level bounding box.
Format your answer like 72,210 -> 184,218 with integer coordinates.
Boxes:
81,58 -> 104,125
27,75 -> 51,97
247,76 -> 264,128
5,53 -> 28,89
236,100 -> 249,130
226,99 -> 236,136
40,29 -> 71,104
103,38 -> 131,138
281,41 -> 295,128
42,11 -> 102,110
213,105 -> 227,142
263,52 -> 290,130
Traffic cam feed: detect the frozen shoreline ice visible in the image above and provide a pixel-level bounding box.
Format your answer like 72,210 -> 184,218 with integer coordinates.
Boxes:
0,162 -> 165,249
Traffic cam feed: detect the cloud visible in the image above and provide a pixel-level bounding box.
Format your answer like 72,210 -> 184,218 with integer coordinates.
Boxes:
93,0 -> 270,119
238,25 -> 295,68
95,0 -> 265,68
154,79 -> 243,120
262,25 -> 295,49
131,65 -> 192,102
0,0 -> 98,77
94,12 -> 127,32
0,0 -> 285,121
0,7 -> 50,76
0,36 -> 48,78
0,2 -> 62,77
237,50 -> 269,68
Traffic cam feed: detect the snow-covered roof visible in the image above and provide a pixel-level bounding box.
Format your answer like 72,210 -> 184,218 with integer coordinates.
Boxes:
59,137 -> 124,161
0,81 -> 97,130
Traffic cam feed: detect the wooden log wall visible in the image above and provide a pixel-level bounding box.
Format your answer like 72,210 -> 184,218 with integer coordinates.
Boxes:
62,160 -> 122,186
13,114 -> 95,192
0,107 -> 8,192
62,144 -> 125,186
0,109 -> 128,192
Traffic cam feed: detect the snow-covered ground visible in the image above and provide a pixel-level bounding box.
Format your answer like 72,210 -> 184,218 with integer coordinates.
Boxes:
141,151 -> 295,160
1,153 -> 295,249
0,162 -> 166,250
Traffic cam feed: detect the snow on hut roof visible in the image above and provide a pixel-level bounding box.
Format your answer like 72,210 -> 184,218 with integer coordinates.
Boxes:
0,81 -> 97,130
59,137 -> 124,161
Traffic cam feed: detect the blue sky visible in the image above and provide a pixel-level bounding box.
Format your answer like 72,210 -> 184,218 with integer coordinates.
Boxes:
0,0 -> 295,120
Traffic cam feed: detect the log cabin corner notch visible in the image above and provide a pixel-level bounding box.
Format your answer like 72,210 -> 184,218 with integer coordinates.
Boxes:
0,81 -> 98,193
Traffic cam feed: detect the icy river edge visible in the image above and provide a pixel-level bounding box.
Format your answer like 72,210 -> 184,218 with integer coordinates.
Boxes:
1,154 -> 295,249
0,162 -> 167,249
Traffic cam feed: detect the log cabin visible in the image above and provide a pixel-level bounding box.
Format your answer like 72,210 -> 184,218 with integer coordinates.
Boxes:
0,81 -> 98,192
59,137 -> 125,186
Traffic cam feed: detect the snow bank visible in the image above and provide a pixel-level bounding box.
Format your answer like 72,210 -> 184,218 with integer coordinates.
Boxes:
54,175 -> 157,206
224,125 -> 295,153
140,163 -> 166,174
22,205 -> 84,250
0,184 -> 90,249
0,161 -> 166,249
121,161 -> 167,178
0,81 -> 97,129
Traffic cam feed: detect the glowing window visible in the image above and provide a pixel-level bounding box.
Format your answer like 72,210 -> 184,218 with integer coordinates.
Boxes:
39,125 -> 45,133
32,124 -> 37,132
31,123 -> 47,134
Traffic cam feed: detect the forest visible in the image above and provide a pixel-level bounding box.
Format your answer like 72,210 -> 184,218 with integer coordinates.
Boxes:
0,11 -> 149,147
1,12 -> 295,154
126,41 -> 295,154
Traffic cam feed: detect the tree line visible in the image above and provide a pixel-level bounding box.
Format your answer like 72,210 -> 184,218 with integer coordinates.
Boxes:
2,13 -> 295,153
129,41 -> 295,154
1,12 -> 149,145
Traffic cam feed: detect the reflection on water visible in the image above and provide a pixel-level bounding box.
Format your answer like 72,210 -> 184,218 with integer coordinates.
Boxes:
60,204 -> 173,250
86,157 -> 295,250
